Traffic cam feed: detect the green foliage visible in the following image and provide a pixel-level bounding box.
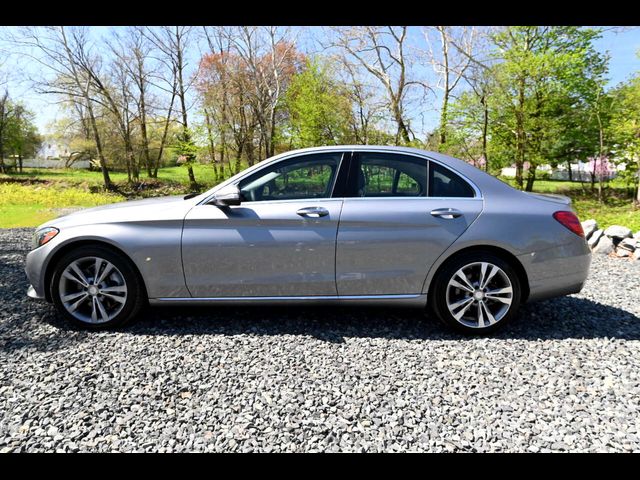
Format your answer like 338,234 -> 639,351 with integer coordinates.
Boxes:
448,26 -> 610,191
285,58 -> 353,148
174,128 -> 199,163
4,103 -> 42,161
607,74 -> 640,198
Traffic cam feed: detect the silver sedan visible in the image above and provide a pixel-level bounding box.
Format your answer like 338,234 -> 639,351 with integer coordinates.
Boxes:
25,146 -> 591,334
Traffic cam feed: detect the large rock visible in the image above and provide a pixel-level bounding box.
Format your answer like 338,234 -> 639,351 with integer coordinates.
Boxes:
581,219 -> 598,239
604,225 -> 633,240
634,231 -> 640,240
616,248 -> 631,258
618,237 -> 637,252
632,249 -> 640,261
592,235 -> 614,255
588,229 -> 604,249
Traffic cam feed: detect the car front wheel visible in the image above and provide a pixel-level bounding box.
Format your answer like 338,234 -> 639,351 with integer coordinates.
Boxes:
430,252 -> 522,335
50,245 -> 145,329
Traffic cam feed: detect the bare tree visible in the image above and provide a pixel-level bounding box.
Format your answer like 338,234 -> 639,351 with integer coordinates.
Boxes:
339,59 -> 385,144
108,27 -> 155,178
10,26 -> 114,189
144,26 -> 198,189
218,26 -> 302,158
424,26 -> 476,147
0,90 -> 12,173
328,26 -> 429,145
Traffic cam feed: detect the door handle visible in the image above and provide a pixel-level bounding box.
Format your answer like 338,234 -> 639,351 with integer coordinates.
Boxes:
430,208 -> 463,219
296,206 -> 329,218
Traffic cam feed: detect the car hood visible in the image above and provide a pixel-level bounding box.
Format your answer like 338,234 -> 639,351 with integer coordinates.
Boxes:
38,195 -> 193,229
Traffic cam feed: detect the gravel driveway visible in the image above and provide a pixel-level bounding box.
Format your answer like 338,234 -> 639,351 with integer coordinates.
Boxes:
1,228 -> 639,452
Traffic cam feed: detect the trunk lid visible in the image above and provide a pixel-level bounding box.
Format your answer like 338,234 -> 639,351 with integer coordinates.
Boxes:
523,191 -> 572,206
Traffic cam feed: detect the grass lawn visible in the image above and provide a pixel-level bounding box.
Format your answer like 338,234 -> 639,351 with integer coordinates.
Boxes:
0,164 -> 223,228
0,183 -> 125,228
1,166 -> 639,232
3,164 -> 224,188
498,177 -> 640,232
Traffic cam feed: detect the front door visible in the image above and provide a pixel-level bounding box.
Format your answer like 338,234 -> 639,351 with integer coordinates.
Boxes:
182,152 -> 347,298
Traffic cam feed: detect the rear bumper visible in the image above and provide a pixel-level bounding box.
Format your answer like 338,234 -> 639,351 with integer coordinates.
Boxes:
518,239 -> 591,303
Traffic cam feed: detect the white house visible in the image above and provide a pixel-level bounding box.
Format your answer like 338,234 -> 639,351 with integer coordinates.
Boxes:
20,138 -> 90,169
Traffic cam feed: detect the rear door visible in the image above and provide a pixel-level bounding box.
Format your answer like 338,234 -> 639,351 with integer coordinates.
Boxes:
335,151 -> 483,296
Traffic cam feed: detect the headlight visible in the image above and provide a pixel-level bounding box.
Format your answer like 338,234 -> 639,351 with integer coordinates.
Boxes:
33,227 -> 59,249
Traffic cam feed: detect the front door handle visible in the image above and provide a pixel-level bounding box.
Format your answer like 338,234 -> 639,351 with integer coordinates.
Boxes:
296,206 -> 329,218
430,207 -> 463,219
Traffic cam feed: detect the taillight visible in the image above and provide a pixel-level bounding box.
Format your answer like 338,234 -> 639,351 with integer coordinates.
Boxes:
553,211 -> 584,238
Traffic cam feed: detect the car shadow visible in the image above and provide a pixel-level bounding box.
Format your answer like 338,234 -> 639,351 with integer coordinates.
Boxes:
3,294 -> 639,355
65,295 -> 640,342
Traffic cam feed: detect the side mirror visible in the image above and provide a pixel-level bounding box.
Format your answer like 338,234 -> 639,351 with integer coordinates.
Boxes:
211,184 -> 242,207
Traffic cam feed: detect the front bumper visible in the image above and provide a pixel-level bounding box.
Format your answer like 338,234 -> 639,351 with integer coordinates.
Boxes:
27,284 -> 46,301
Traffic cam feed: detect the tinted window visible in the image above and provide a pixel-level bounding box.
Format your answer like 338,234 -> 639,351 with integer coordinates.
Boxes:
239,153 -> 342,202
353,153 -> 427,197
429,162 -> 475,198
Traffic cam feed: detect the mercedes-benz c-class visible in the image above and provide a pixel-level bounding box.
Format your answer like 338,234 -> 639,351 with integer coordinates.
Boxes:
25,146 -> 591,334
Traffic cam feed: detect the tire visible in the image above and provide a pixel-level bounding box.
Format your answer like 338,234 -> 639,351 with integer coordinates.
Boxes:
50,245 -> 146,330
429,251 -> 522,335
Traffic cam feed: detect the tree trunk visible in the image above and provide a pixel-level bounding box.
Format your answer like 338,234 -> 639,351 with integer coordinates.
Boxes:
567,159 -> 573,182
140,101 -> 152,178
636,157 -> 640,205
481,95 -> 489,172
438,26 -> 450,149
234,142 -> 244,174
515,76 -> 526,190
203,109 -> 219,180
18,153 -> 23,173
439,90 -> 449,148
392,102 -> 411,145
176,29 -> 197,190
525,164 -> 537,192
86,103 -> 112,190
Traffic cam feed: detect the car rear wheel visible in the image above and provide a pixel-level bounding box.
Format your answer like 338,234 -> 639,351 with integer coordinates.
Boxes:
430,252 -> 521,335
50,246 -> 146,329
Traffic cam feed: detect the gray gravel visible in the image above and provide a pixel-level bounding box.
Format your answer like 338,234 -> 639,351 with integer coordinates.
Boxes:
1,227 -> 639,452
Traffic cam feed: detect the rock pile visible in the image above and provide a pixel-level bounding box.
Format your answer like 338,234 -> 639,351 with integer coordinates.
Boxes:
581,219 -> 640,260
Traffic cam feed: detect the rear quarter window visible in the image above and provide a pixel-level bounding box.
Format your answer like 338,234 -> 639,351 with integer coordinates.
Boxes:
429,162 -> 475,198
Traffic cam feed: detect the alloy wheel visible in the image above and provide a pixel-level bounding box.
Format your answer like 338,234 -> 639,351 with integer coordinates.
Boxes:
58,256 -> 128,324
445,261 -> 513,329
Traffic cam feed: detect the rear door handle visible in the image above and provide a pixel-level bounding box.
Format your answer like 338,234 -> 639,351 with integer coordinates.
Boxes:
296,206 -> 329,218
430,208 -> 463,219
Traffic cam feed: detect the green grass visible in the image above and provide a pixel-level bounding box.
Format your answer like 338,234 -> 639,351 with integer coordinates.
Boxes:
497,177 -> 640,232
2,164 -> 226,188
0,164 -> 226,228
572,195 -> 640,232
0,183 -> 125,228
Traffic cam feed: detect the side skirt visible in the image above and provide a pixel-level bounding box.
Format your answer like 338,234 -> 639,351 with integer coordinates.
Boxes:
149,294 -> 428,308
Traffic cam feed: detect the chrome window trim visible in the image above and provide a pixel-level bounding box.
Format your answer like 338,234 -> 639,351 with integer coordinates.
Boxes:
198,148 -> 483,206
351,149 -> 482,199
198,151 -> 349,206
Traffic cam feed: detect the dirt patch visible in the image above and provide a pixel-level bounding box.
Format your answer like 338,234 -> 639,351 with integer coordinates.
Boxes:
0,177 -> 49,185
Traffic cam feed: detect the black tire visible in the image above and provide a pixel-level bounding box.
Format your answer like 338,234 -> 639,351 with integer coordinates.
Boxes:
429,251 -> 522,335
50,245 -> 146,330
